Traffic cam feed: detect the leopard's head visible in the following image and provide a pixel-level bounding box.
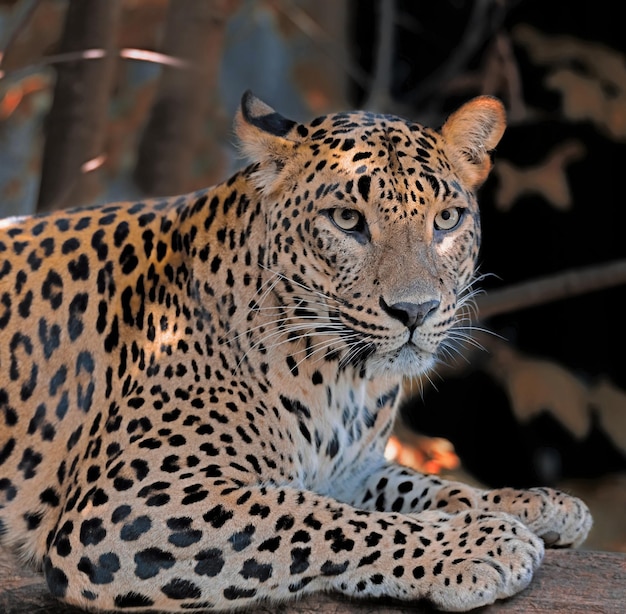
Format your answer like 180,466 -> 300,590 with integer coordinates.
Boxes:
235,92 -> 506,377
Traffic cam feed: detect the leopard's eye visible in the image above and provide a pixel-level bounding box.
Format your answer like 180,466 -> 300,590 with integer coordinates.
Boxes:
329,208 -> 365,232
434,207 -> 463,231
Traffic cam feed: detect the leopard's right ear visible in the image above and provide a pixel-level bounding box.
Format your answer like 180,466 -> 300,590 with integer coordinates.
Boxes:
234,91 -> 304,194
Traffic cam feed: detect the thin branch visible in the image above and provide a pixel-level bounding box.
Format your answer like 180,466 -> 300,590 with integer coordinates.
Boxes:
362,0 -> 396,112
433,260 -> 626,378
0,0 -> 41,77
476,259 -> 626,320
272,0 -> 369,91
491,32 -> 526,121
406,0 -> 495,106
0,48 -> 193,85
402,0 -> 520,124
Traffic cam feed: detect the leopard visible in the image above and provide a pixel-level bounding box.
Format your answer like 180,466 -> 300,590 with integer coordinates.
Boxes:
0,91 -> 592,612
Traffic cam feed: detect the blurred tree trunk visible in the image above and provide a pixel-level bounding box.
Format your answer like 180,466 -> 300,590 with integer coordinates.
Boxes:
134,0 -> 239,197
298,0 -> 352,111
37,0 -> 121,212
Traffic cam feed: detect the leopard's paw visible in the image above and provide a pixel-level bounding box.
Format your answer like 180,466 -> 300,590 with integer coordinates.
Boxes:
416,510 -> 544,612
481,487 -> 592,548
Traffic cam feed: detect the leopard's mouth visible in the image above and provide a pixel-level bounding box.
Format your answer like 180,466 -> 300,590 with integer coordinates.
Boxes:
331,315 -> 440,377
363,340 -> 437,378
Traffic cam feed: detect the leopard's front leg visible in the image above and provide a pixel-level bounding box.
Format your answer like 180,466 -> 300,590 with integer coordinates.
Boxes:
339,459 -> 592,548
44,481 -> 544,613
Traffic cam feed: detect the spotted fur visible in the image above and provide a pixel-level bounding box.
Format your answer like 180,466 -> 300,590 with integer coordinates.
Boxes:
0,92 -> 591,612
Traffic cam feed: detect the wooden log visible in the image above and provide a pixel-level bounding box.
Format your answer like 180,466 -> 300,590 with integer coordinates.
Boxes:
0,549 -> 624,613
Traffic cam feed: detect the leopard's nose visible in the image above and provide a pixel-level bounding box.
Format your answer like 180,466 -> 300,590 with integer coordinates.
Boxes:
379,297 -> 440,331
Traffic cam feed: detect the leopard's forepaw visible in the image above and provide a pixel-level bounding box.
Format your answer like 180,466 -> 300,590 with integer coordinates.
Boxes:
481,487 -> 592,548
528,487 -> 592,547
416,510 -> 544,612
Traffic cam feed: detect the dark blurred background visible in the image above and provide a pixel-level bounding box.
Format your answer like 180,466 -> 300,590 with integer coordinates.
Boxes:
0,0 -> 624,551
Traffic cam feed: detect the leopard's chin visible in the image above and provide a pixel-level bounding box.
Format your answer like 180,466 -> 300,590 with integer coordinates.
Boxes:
365,343 -> 436,378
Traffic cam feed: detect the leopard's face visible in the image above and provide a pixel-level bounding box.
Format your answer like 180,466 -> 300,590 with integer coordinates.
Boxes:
249,110 -> 485,378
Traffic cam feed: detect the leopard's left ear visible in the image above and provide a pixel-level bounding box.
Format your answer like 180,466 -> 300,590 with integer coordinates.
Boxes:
440,96 -> 506,189
234,91 -> 304,194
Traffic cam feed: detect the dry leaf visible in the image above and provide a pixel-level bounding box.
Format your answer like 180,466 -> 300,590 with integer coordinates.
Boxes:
494,140 -> 585,211
514,24 -> 626,140
589,379 -> 626,453
487,344 -> 591,438
486,343 -> 626,456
